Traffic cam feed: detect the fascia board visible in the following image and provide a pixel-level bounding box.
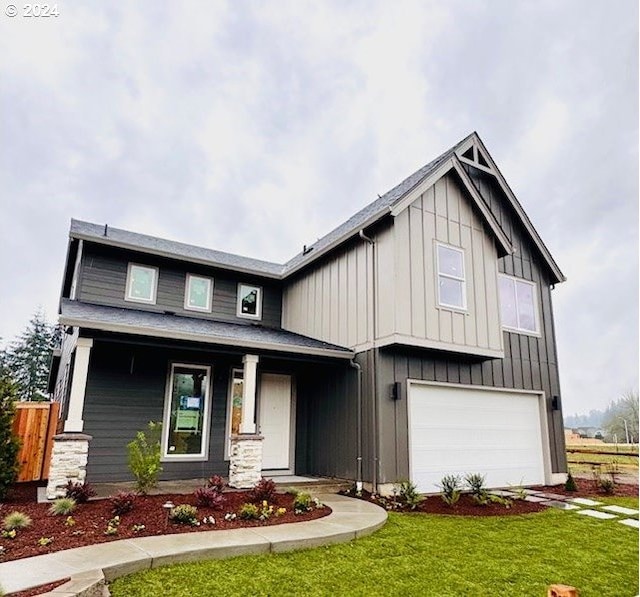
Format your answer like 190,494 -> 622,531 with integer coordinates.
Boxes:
59,315 -> 355,360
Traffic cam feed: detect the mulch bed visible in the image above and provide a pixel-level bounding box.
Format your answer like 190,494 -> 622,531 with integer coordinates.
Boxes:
0,484 -> 330,564
532,477 -> 639,498
8,578 -> 70,597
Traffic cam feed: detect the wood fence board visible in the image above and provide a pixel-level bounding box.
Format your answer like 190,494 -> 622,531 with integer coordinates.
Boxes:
12,402 -> 58,482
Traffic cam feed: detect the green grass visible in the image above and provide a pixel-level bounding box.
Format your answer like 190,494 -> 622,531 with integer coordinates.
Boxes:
111,509 -> 639,597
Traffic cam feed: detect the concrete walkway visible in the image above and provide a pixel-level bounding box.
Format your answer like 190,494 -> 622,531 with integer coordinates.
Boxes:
0,494 -> 386,596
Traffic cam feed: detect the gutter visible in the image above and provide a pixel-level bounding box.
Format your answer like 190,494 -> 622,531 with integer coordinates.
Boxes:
349,359 -> 363,492
358,229 -> 379,494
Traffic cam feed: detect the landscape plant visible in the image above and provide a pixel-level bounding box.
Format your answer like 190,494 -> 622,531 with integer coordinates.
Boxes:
65,481 -> 96,503
206,475 -> 226,492
248,478 -> 276,503
238,503 -> 260,520
127,421 -> 163,494
193,487 -> 225,509
439,475 -> 462,506
2,511 -> 32,531
397,480 -> 424,510
37,537 -> 53,547
49,498 -> 77,516
169,504 -> 199,526
564,471 -> 577,492
0,373 -> 20,500
293,492 -> 317,514
104,516 -> 121,535
110,491 -> 137,516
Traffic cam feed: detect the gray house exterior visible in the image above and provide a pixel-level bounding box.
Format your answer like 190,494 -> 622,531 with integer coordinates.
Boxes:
48,132 -> 568,496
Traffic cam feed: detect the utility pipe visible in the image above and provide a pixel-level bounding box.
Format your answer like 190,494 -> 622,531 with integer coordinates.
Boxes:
358,229 -> 379,494
349,359 -> 363,492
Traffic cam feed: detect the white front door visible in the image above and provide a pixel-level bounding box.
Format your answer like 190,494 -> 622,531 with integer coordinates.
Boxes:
259,373 -> 293,470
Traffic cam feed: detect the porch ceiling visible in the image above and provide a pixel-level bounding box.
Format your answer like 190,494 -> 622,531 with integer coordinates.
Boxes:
59,299 -> 354,360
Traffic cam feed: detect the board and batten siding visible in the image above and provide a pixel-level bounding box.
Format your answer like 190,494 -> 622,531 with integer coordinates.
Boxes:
77,243 -> 282,328
284,172 -> 503,357
282,239 -> 374,351
376,173 -> 503,356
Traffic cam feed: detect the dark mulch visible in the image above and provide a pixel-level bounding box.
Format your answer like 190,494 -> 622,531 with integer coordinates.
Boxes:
0,485 -> 329,563
532,477 -> 639,498
8,578 -> 70,597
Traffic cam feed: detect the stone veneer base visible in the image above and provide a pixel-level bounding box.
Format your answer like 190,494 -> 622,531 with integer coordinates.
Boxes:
228,434 -> 263,489
46,433 -> 92,500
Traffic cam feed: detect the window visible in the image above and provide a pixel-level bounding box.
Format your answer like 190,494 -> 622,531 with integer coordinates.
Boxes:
237,284 -> 262,320
437,244 -> 466,310
125,263 -> 158,304
184,274 -> 213,312
498,275 -> 539,334
162,364 -> 211,460
224,368 -> 244,459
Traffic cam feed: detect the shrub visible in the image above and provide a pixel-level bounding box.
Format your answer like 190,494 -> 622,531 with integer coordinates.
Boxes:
0,375 -> 20,500
564,471 -> 577,492
49,497 -> 77,516
194,487 -> 225,509
293,492 -> 314,514
2,511 -> 32,531
397,480 -> 424,510
464,473 -> 486,496
238,502 -> 260,520
127,421 -> 163,494
169,504 -> 199,525
439,475 -> 462,507
65,481 -> 96,504
248,478 -> 277,503
598,476 -> 615,495
110,491 -> 137,516
206,475 -> 226,492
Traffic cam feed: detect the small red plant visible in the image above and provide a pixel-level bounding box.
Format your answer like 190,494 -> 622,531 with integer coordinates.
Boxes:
206,475 -> 227,492
248,478 -> 276,503
193,487 -> 225,509
65,481 -> 96,504
109,491 -> 137,516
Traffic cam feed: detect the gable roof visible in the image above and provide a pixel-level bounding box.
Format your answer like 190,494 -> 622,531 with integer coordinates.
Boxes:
68,132 -> 565,284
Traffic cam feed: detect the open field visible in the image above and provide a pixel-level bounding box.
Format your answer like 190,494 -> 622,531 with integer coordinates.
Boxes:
566,443 -> 638,475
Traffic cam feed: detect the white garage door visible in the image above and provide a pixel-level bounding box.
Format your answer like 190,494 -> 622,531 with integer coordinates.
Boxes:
408,383 -> 546,493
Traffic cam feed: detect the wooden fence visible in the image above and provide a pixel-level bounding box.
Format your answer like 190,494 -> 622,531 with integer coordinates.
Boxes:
11,402 -> 60,482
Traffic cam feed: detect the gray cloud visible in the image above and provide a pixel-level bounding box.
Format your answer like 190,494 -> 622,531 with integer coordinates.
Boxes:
0,0 -> 637,415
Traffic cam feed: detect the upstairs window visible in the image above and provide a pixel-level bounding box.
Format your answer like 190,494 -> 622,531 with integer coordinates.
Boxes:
237,283 -> 262,320
125,263 -> 158,304
498,274 -> 539,334
185,274 -> 213,312
437,244 -> 466,310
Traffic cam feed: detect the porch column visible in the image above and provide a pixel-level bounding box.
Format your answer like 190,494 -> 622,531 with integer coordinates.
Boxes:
63,338 -> 93,433
240,354 -> 259,433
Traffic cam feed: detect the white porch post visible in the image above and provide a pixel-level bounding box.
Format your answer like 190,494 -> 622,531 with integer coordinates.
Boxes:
63,338 -> 93,433
240,354 -> 259,434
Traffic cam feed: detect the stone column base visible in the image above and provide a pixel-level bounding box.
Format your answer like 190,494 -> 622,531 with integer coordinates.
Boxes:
228,434 -> 263,489
45,433 -> 92,500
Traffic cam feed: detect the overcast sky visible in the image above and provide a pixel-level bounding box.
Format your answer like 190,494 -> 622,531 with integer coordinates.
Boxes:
0,1 -> 637,416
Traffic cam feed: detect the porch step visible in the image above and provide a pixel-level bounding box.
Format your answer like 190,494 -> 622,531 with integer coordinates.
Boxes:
270,477 -> 353,496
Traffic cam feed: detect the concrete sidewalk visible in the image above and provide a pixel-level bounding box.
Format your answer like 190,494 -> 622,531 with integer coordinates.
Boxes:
0,494 -> 386,595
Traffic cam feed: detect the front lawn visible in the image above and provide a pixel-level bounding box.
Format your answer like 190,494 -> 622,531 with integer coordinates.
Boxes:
111,505 -> 639,597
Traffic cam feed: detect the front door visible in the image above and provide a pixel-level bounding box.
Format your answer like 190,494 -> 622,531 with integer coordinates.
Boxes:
259,373 -> 293,471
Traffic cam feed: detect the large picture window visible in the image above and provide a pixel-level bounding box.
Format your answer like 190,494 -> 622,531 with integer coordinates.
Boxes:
125,263 -> 158,304
162,364 -> 211,460
237,284 -> 262,320
437,244 -> 466,310
184,274 -> 213,312
498,275 -> 539,334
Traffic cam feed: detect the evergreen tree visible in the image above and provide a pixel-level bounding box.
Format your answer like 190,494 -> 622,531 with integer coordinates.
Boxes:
4,310 -> 60,401
0,370 -> 20,499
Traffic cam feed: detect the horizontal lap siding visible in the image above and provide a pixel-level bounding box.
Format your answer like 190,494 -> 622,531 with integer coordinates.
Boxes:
83,342 -> 233,482
78,244 -> 282,328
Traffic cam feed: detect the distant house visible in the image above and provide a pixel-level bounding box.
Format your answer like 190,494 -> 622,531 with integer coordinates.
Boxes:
46,132 -> 568,498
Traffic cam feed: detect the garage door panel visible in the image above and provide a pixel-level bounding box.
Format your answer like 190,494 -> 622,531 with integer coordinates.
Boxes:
409,384 -> 545,493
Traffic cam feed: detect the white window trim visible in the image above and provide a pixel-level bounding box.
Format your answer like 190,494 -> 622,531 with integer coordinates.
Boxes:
184,274 -> 213,313
161,362 -> 212,462
224,367 -> 244,460
236,283 -> 263,320
125,263 -> 159,305
499,274 -> 540,335
436,243 -> 467,311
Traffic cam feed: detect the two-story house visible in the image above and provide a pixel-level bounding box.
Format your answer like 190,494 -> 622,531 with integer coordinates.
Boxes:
46,132 -> 567,498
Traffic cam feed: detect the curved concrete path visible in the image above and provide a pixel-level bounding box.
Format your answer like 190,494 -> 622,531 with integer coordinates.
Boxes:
0,494 -> 386,595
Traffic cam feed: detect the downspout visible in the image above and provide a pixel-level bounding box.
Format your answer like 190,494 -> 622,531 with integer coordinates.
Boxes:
358,229 -> 379,494
349,359 -> 363,493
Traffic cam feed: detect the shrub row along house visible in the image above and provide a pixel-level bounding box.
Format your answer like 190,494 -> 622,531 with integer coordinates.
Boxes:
46,132 -> 567,498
